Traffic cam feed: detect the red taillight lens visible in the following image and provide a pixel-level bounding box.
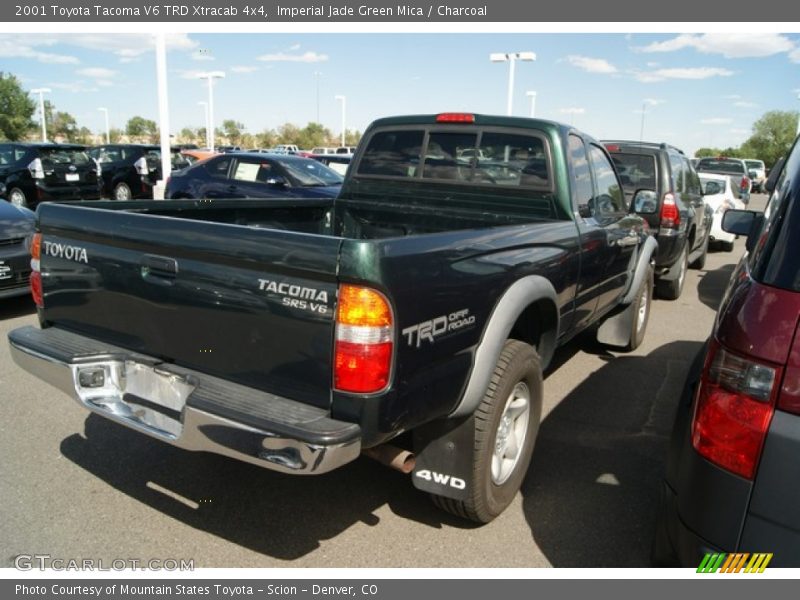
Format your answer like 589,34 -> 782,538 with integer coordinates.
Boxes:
334,285 -> 393,394
604,144 -> 620,152
30,271 -> 43,308
740,176 -> 750,192
30,232 -> 43,307
691,340 -> 779,479
660,193 -> 680,229
435,113 -> 475,123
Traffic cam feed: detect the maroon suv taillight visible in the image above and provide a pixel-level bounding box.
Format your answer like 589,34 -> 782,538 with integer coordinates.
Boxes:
740,176 -> 750,193
660,193 -> 680,229
691,339 -> 781,479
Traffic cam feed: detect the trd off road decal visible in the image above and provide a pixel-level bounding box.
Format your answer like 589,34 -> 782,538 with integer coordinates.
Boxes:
402,308 -> 476,347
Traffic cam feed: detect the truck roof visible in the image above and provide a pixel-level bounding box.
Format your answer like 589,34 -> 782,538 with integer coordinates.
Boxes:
366,113 -> 572,137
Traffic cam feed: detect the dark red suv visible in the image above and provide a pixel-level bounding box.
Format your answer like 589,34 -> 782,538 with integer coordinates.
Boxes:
653,138 -> 800,567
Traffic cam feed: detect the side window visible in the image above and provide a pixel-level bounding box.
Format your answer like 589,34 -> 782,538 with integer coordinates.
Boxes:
588,144 -> 625,219
232,158 -> 263,182
669,152 -> 685,193
205,157 -> 232,179
568,135 -> 593,213
684,159 -> 701,195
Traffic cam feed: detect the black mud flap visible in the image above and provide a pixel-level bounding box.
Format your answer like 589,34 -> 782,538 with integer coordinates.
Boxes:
411,415 -> 475,501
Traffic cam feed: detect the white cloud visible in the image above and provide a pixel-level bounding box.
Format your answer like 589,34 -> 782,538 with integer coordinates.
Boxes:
257,51 -> 328,63
76,67 -> 116,79
646,61 -> 660,68
48,82 -> 98,93
790,48 -> 800,63
734,101 -> 758,108
289,44 -> 301,51
643,98 -> 664,106
731,128 -> 750,135
724,94 -> 742,100
634,67 -> 734,83
0,39 -> 79,64
96,80 -> 114,87
565,55 -> 617,74
700,117 -> 733,125
231,65 -> 259,73
638,33 -> 794,59
559,107 -> 586,115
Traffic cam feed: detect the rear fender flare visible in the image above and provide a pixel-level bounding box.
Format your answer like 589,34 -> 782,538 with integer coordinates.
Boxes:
621,236 -> 658,305
450,275 -> 558,418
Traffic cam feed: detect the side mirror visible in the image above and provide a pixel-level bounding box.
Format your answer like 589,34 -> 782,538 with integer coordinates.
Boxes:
722,209 -> 764,253
632,189 -> 658,214
266,176 -> 287,187
764,157 -> 785,194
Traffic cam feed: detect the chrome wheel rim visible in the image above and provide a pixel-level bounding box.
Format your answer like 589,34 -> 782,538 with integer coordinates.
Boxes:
9,191 -> 25,207
492,382 -> 531,485
115,185 -> 131,200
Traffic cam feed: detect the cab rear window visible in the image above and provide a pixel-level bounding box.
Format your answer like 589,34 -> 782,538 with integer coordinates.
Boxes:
39,147 -> 91,166
696,159 -> 745,175
356,128 -> 551,189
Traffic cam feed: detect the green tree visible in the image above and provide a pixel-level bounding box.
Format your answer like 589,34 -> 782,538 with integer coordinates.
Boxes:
742,110 -> 799,167
126,116 -> 158,143
221,119 -> 244,145
109,127 -> 124,143
255,129 -> 276,149
295,122 -> 332,149
73,126 -> 94,145
0,72 -> 36,141
277,123 -> 301,145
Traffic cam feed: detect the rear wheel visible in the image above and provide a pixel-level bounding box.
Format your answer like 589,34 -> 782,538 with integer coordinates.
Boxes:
113,182 -> 132,201
431,340 -> 542,523
720,240 -> 735,252
627,267 -> 653,351
657,244 -> 687,301
8,188 -> 27,208
690,234 -> 709,270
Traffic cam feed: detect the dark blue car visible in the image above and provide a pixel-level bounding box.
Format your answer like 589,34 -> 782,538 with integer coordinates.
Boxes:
0,187 -> 35,299
165,152 -> 343,200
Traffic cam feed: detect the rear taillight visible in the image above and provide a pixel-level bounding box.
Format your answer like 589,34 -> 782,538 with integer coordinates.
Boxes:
740,176 -> 750,192
660,193 -> 680,229
28,158 -> 44,180
30,233 -> 43,307
691,340 -> 780,479
134,156 -> 148,176
334,284 -> 393,394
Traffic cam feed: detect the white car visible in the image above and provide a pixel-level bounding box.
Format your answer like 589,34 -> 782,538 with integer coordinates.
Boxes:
699,173 -> 746,252
744,159 -> 767,192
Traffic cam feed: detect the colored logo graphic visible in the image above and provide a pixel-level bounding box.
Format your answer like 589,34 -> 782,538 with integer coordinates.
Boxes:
697,553 -> 773,573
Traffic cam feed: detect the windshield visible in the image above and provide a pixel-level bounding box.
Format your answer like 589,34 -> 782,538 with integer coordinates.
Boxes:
39,147 -> 91,166
145,149 -> 192,169
609,153 -> 656,192
745,160 -> 765,170
278,156 -> 343,186
696,159 -> 745,175
0,144 -> 28,166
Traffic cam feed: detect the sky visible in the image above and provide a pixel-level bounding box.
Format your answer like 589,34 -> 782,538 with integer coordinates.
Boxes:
1,32 -> 800,155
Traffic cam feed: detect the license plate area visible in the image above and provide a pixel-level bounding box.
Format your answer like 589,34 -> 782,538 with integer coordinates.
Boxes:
0,262 -> 11,281
71,360 -> 195,439
65,173 -> 80,182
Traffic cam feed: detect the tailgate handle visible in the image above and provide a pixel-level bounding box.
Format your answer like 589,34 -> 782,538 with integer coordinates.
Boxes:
141,255 -> 178,282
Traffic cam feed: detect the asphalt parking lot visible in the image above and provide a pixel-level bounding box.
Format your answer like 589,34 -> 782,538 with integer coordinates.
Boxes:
0,195 -> 766,568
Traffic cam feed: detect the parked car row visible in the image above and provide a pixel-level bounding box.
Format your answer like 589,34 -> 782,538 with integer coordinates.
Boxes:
654,135 -> 800,567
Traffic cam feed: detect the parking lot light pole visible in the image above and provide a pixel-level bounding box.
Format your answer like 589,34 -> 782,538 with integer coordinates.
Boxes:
335,95 -> 346,147
526,91 -> 537,118
314,71 -> 322,124
155,34 -> 172,200
198,101 -> 209,148
797,93 -> 800,137
31,88 -> 51,142
98,107 -> 110,144
490,52 -> 536,116
639,101 -> 647,142
198,71 -> 225,152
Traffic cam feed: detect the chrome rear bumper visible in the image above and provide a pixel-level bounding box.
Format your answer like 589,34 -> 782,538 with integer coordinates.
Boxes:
9,326 -> 361,475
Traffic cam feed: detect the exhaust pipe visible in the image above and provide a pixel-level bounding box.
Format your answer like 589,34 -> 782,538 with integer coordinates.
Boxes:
363,444 -> 415,474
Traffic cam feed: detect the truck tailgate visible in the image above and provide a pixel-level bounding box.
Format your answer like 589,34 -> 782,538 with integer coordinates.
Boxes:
37,203 -> 341,409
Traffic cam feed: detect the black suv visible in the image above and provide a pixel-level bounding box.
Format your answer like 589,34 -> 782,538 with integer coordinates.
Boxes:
0,143 -> 102,209
88,145 -> 191,200
604,141 -> 712,300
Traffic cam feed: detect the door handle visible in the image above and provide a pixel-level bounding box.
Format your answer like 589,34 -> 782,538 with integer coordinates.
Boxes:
141,254 -> 178,285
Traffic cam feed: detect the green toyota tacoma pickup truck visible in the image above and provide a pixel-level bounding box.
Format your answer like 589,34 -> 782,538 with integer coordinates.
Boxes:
9,113 -> 657,523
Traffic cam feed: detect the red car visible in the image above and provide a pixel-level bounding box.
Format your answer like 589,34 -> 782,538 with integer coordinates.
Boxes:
653,141 -> 800,566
